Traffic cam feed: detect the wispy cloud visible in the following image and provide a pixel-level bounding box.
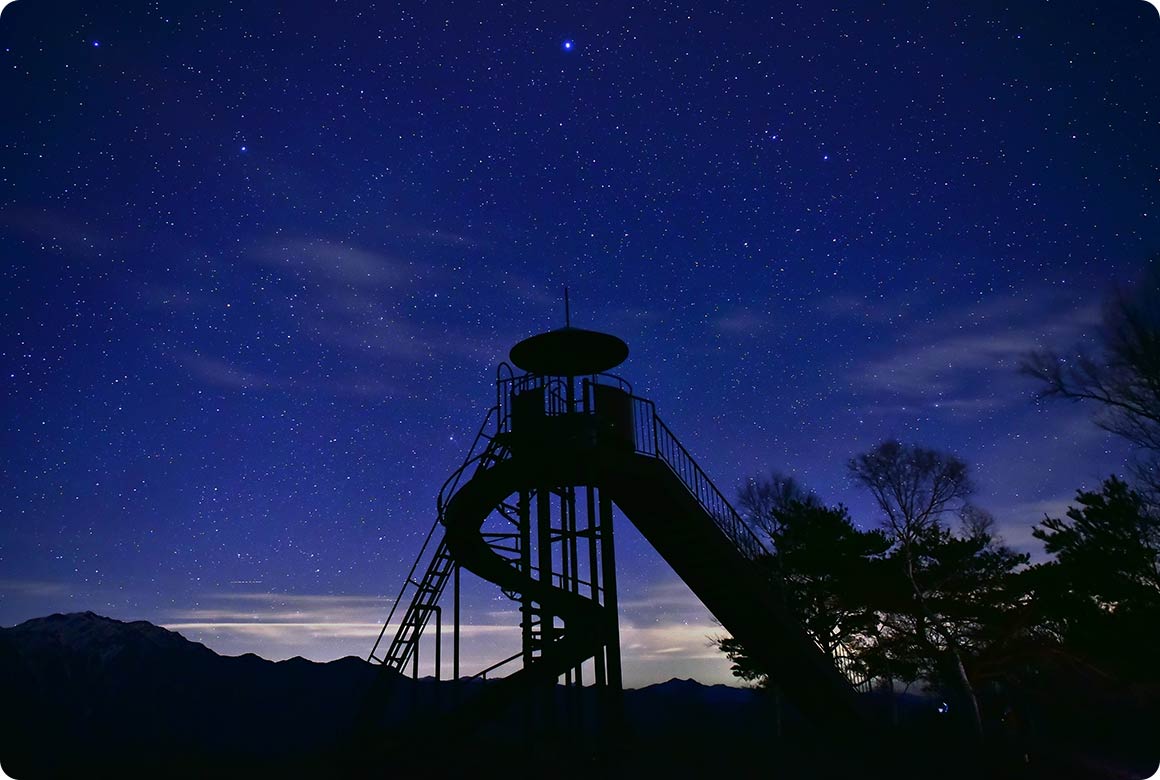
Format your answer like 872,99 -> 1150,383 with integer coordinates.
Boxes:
155,586 -> 737,686
858,332 -> 1047,395
174,236 -> 507,393
0,208 -> 115,260
163,621 -> 384,639
849,289 -> 1100,412
166,591 -> 392,622
180,353 -> 400,399
182,355 -> 291,392
619,579 -> 717,627
0,579 -> 71,597
816,292 -> 903,324
252,239 -> 414,288
158,590 -> 397,660
622,624 -> 726,660
714,308 -> 772,335
989,495 -> 1074,560
160,588 -> 524,673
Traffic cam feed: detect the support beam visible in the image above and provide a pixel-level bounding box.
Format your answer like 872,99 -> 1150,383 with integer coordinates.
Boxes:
453,564 -> 460,681
586,484 -> 606,688
599,489 -> 622,692
519,489 -> 533,668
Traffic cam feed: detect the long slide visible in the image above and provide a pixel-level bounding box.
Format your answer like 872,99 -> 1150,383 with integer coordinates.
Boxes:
436,388 -> 866,732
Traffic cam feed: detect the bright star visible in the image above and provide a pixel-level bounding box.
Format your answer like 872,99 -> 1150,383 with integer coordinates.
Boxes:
562,40 -> 574,51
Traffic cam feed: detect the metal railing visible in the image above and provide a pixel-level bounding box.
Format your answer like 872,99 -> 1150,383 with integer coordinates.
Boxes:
494,366 -> 633,432
619,394 -> 767,563
472,650 -> 523,680
435,403 -> 514,518
374,367 -> 773,677
370,403 -> 506,667
442,372 -> 769,578
833,646 -> 875,693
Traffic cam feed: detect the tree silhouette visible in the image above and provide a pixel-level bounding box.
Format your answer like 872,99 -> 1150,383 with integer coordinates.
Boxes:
1022,263 -> 1160,500
848,440 -> 973,548
721,460 -> 1029,720
1028,476 -> 1160,683
736,472 -> 819,537
865,522 -> 1029,705
848,441 -> 985,739
717,474 -> 888,688
771,501 -> 890,665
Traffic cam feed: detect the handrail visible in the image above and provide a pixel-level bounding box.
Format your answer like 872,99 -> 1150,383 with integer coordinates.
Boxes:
370,404 -> 503,666
367,518 -> 442,663
649,414 -> 769,562
439,369 -> 632,510
471,650 -> 524,680
631,408 -> 855,674
399,366 -> 856,700
373,365 -> 762,674
495,370 -> 634,432
436,406 -> 505,516
522,563 -> 600,594
437,443 -> 504,517
433,374 -> 769,569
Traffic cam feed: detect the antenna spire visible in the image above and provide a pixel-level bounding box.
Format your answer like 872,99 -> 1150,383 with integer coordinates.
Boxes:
564,286 -> 571,328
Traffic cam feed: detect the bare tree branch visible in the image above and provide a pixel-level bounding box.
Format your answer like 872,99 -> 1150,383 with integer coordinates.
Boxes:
1021,265 -> 1160,464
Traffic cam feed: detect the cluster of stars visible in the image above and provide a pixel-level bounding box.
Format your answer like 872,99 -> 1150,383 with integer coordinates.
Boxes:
0,0 -> 1152,683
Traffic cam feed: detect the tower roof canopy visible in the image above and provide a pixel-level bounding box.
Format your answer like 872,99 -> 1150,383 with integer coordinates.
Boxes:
509,327 -> 628,376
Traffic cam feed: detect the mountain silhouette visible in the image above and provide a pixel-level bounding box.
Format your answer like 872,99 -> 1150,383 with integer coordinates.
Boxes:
0,612 -> 394,777
0,613 -> 820,778
17,613 -> 1148,778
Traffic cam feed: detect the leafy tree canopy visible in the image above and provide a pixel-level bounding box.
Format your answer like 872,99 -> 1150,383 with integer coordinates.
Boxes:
1032,476 -> 1160,612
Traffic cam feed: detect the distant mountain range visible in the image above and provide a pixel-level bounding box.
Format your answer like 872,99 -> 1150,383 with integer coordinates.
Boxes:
0,613 -> 790,778
0,612 -> 386,777
7,613 -> 1153,779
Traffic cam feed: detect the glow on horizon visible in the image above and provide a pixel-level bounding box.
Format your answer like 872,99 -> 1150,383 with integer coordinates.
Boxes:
162,617 -> 741,688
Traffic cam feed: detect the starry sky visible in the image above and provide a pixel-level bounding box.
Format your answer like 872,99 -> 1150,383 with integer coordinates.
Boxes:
1,1 -> 1156,687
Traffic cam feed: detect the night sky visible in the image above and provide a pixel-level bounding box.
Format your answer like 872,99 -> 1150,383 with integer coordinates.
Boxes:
1,1 -> 1156,687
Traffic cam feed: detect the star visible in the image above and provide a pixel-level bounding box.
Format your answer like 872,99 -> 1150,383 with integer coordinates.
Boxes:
0,0 -> 1150,698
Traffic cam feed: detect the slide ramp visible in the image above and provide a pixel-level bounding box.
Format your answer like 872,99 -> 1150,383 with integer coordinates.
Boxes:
442,442 -> 864,730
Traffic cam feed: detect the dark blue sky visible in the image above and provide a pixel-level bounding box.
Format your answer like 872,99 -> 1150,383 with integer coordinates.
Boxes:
1,0 -> 1155,685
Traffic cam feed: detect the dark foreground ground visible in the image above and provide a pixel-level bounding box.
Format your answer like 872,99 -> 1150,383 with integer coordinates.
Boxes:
1,614 -> 1157,779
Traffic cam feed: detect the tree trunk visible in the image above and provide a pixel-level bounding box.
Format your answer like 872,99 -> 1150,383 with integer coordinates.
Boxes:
903,543 -> 983,742
946,645 -> 984,743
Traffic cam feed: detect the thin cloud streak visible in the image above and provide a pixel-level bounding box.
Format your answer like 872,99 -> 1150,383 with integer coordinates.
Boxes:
714,308 -> 773,335
164,618 -> 737,686
0,579 -> 72,597
181,353 -> 400,399
0,207 -> 115,260
252,239 -> 412,288
156,586 -> 738,685
850,290 -> 1100,411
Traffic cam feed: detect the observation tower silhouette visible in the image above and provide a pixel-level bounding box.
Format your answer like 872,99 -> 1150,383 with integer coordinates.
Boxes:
367,308 -> 865,736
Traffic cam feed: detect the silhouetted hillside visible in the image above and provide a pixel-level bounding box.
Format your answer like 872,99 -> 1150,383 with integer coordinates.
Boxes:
0,612 -> 396,777
0,613 -> 796,778
6,613 -> 1154,779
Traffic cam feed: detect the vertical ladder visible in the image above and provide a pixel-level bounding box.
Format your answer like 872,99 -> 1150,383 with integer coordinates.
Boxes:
379,538 -> 456,672
369,431 -> 512,674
